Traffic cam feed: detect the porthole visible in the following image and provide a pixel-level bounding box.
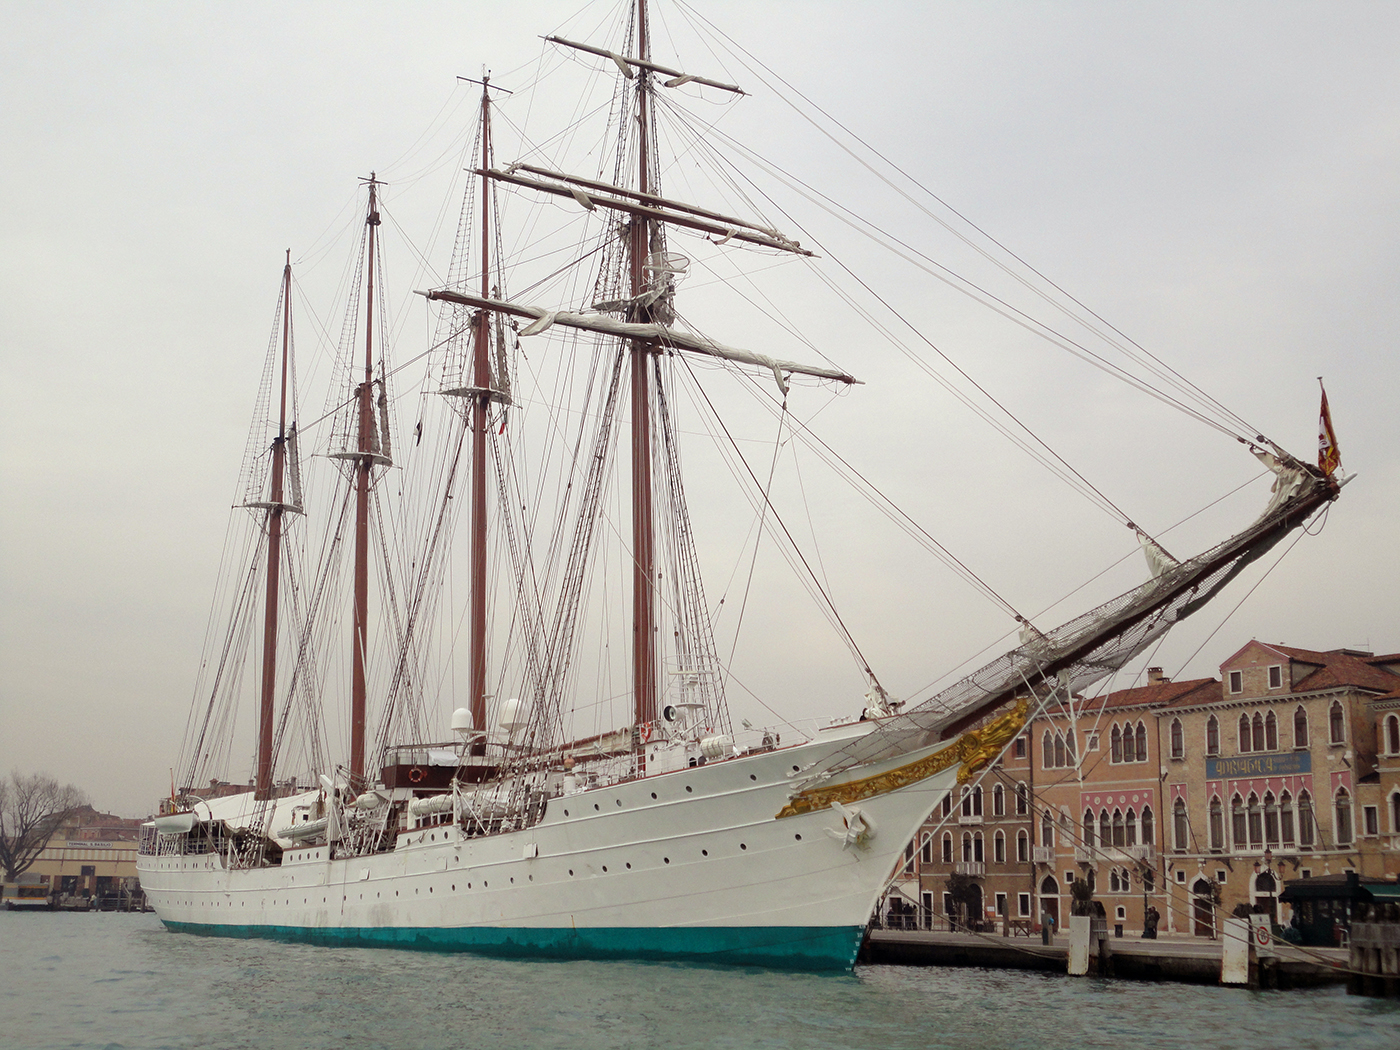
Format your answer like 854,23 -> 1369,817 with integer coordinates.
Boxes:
569,870 -> 574,876
794,834 -> 802,841
750,774 -> 757,781
650,792 -> 657,799
451,885 -> 456,891
686,786 -> 693,793
564,809 -> 569,816
594,803 -> 600,811
663,857 -> 670,864
429,886 -> 433,893
602,866 -> 608,873
484,881 -> 488,887
740,843 -> 747,850
616,799 -> 622,807
509,877 -> 514,884
702,849 -> 708,856
625,862 -> 631,870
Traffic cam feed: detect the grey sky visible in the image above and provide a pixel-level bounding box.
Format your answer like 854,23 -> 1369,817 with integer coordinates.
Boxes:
2,1 -> 1397,817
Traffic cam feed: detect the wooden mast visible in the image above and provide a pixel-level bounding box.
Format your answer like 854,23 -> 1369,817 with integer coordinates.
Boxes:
630,0 -> 658,733
255,251 -> 293,801
468,81 -> 493,755
351,175 -> 381,781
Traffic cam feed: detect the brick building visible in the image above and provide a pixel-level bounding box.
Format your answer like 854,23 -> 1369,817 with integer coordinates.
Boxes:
901,640 -> 1400,937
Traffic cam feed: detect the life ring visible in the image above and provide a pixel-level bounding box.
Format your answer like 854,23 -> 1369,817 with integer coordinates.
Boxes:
639,722 -> 653,743
408,766 -> 425,783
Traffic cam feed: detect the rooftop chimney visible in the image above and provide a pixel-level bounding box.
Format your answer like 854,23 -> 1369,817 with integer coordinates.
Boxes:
1147,667 -> 1169,684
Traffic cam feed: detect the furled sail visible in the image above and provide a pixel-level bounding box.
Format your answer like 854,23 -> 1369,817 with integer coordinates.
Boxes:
798,449 -> 1339,782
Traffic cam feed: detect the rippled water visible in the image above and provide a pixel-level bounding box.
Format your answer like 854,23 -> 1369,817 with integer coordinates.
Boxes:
2,912 -> 1397,1050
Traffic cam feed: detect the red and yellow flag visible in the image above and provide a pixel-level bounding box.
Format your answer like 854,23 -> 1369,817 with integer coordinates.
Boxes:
1318,378 -> 1341,476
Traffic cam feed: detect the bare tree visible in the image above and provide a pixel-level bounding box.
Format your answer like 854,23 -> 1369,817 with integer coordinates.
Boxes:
0,772 -> 88,881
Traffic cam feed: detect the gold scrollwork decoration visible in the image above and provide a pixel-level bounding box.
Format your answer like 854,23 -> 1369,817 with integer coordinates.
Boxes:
775,697 -> 1030,819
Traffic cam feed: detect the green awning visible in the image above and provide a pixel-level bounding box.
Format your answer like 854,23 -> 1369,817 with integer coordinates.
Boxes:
1364,883 -> 1400,901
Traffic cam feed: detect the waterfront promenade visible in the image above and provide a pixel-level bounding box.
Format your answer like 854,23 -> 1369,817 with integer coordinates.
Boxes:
865,927 -> 1349,986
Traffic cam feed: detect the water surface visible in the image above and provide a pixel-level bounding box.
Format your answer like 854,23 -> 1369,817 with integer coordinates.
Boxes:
2,912 -> 1396,1049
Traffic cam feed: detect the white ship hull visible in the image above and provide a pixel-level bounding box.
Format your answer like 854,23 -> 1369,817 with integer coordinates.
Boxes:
139,730 -> 958,969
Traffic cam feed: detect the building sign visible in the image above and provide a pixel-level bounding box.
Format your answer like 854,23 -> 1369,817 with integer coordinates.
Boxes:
1207,751 -> 1310,780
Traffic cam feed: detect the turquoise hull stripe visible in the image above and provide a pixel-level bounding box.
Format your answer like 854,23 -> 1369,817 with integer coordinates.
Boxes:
161,920 -> 864,971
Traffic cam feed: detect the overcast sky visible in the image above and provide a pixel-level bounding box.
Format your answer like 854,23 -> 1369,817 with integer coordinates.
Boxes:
3,1 -> 1397,817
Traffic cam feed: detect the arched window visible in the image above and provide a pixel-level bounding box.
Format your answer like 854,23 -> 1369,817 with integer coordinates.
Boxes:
993,783 -> 1005,817
1141,805 -> 1154,845
1392,792 -> 1400,834
1100,810 -> 1112,850
1298,792 -> 1315,849
1017,830 -> 1029,863
962,832 -> 973,862
974,832 -> 985,863
1143,868 -> 1155,892
1121,869 -> 1131,893
1083,810 -> 1096,849
994,830 -> 1006,864
1054,734 -> 1066,769
1041,810 -> 1055,849
1016,783 -> 1029,815
972,785 -> 983,817
1264,792 -> 1279,848
1209,797 -> 1224,851
942,832 -> 953,864
1252,713 -> 1265,753
1389,715 -> 1400,756
1170,719 -> 1184,760
1280,792 -> 1295,847
922,835 -> 933,864
1043,730 -> 1055,769
961,787 -> 972,817
1239,714 -> 1251,752
1135,722 -> 1148,762
1335,789 -> 1353,845
1330,701 -> 1345,744
1065,730 -> 1076,763
1126,808 -> 1138,847
941,794 -> 952,818
1110,869 -> 1121,893
1247,793 -> 1262,849
1293,706 -> 1308,748
1265,711 -> 1278,752
1111,726 -> 1123,763
1122,724 -> 1137,763
1173,798 -> 1189,851
1206,715 -> 1220,756
1231,795 -> 1247,847
1112,809 -> 1125,847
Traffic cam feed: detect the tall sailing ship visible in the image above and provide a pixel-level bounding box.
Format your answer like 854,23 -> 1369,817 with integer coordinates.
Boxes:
137,2 -> 1342,970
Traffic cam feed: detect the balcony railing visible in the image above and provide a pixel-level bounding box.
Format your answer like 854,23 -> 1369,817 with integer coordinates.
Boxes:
1071,844 -> 1157,866
953,861 -> 985,877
